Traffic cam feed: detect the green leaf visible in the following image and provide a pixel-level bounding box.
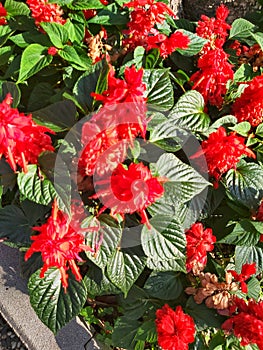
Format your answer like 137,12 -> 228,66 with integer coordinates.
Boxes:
168,90 -> 210,132
87,6 -> 129,26
205,115 -> 237,136
220,220 -> 262,246
68,0 -> 105,10
247,276 -> 261,300
251,32 -> 263,51
256,123 -> 263,137
156,153 -> 210,203
229,121 -> 251,137
229,18 -> 255,39
234,64 -> 254,83
112,317 -> 141,349
4,0 -> 30,16
176,30 -> 207,56
17,165 -> 56,206
141,215 -> 186,272
225,161 -> 263,209
235,245 -> 263,273
186,297 -> 226,331
27,82 -> 54,111
32,100 -> 77,132
107,246 -> 147,296
0,81 -> 21,107
28,268 -> 87,334
0,25 -> 13,47
144,271 -> 183,300
83,215 -> 122,270
17,44 -> 53,83
135,320 -> 157,343
40,22 -> 69,49
0,205 -> 32,243
73,61 -> 108,113
0,46 -> 13,67
143,68 -> 174,110
84,264 -> 121,297
58,45 -> 93,71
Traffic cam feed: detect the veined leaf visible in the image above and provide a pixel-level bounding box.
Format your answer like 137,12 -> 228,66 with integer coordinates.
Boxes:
17,44 -> 53,83
235,245 -> 263,273
219,220 -> 262,246
28,268 -> 87,334
176,30 -> 207,56
40,22 -> 69,49
229,18 -> 255,39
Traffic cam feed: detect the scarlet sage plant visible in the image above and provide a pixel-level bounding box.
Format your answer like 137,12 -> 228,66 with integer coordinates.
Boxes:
1,1 -> 263,349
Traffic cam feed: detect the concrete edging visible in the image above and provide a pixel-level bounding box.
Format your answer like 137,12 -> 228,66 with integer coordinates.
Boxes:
0,243 -> 101,350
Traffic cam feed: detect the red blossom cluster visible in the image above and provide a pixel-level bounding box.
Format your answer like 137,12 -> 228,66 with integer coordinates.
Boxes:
123,0 -> 190,58
0,3 -> 7,25
228,263 -> 256,293
185,222 -> 216,273
222,297 -> 263,350
26,0 -> 66,27
192,127 -> 255,187
190,5 -> 234,108
93,162 -> 165,227
0,94 -> 54,172
79,65 -> 147,177
25,201 -> 91,291
156,304 -> 195,350
232,75 -> 263,127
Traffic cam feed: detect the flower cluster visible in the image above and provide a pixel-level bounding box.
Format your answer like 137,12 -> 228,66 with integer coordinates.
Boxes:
79,65 -> 147,177
25,201 -> 91,291
0,94 -> 54,172
93,162 -> 165,227
222,298 -> 263,350
192,127 -> 255,186
26,0 -> 66,27
123,0 -> 190,58
232,75 -> 263,127
185,222 -> 216,274
190,5 -> 234,108
156,304 -> 195,350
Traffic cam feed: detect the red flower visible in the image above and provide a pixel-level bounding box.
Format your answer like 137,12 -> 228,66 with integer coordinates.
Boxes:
0,3 -> 7,25
191,127 -> 255,186
47,46 -> 58,56
232,75 -> 263,127
156,304 -> 195,350
185,222 -> 216,273
147,30 -> 190,58
83,9 -> 97,19
0,93 -> 54,172
196,4 -> 231,52
222,298 -> 263,350
91,65 -> 147,105
93,162 -> 165,227
26,0 -> 66,27
190,48 -> 234,108
25,201 -> 91,291
228,263 -> 256,293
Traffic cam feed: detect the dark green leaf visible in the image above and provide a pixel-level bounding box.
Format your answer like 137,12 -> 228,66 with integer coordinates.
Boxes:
235,245 -> 263,273
141,215 -> 186,272
83,214 -> 122,270
219,220 -> 262,246
107,246 -> 147,296
87,7 -> 129,25
84,264 -> 121,297
0,205 -> 32,243
0,46 -> 13,67
28,268 -> 87,334
144,271 -> 183,300
32,100 -> 77,132
17,44 -> 53,83
112,317 -> 141,349
225,161 -> 263,209
155,153 -> 210,203
186,297 -> 226,331
143,68 -> 174,110
234,64 -> 254,83
0,81 -> 21,107
27,83 -> 54,111
168,90 -> 210,132
247,276 -> 261,300
59,46 -> 93,71
17,165 -> 56,206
